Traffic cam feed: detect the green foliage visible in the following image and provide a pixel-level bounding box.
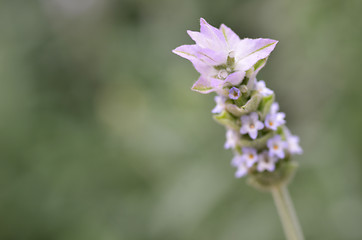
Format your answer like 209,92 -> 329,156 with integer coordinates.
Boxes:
225,92 -> 262,117
213,110 -> 240,130
259,94 -> 275,120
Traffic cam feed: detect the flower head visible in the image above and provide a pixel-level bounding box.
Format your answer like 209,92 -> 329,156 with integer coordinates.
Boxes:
224,129 -> 239,149
173,18 -> 278,94
267,135 -> 288,159
173,19 -> 303,185
240,112 -> 264,139
257,150 -> 278,172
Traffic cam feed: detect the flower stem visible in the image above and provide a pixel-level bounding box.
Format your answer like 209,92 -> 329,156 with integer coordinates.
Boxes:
271,185 -> 304,240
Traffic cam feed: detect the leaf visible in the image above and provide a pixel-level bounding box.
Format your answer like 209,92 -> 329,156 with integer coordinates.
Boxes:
191,85 -> 214,93
238,130 -> 275,150
225,93 -> 262,117
258,94 -> 275,120
254,58 -> 267,72
213,110 -> 239,130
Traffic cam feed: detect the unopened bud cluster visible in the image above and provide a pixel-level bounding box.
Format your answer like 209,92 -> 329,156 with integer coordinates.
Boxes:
173,18 -> 302,189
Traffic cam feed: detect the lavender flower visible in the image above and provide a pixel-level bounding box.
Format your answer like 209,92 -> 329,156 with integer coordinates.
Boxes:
173,19 -> 305,239
240,112 -> 264,139
267,135 -> 288,159
211,96 -> 226,114
257,150 -> 278,172
224,129 -> 239,149
229,87 -> 241,100
235,162 -> 248,178
231,154 -> 243,167
265,102 -> 286,130
286,134 -> 303,155
241,147 -> 258,167
232,155 -> 248,178
256,80 -> 274,96
173,18 -> 302,182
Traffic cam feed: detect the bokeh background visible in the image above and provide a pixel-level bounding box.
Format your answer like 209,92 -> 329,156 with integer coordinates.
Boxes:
1,0 -> 362,239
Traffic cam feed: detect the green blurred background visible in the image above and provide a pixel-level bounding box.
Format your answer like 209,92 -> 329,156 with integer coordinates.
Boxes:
1,0 -> 362,239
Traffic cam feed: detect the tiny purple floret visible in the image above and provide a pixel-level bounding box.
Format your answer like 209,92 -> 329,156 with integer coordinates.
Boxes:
211,96 -> 226,114
240,112 -> 264,139
224,129 -> 239,149
265,103 -> 286,130
287,135 -> 303,155
267,135 -> 288,159
241,147 -> 258,167
257,150 -> 278,172
256,80 -> 274,96
229,87 -> 241,100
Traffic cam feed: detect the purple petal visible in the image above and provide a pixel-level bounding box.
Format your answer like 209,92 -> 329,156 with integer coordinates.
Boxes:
236,38 -> 278,71
187,30 -> 209,48
249,129 -> 257,139
219,24 -> 240,50
187,30 -> 228,56
194,47 -> 227,66
277,151 -> 285,159
240,125 -> 248,134
191,75 -> 222,94
270,102 -> 279,114
173,45 -> 214,74
266,164 -> 275,172
199,18 -> 226,47
240,115 -> 250,125
249,112 -> 259,121
256,121 -> 264,130
224,71 -> 245,85
172,44 -> 198,60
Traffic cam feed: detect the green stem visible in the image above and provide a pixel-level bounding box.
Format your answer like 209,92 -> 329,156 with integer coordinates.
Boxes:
271,185 -> 304,240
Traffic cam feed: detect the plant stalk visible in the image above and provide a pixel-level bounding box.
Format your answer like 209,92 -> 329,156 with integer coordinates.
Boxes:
271,185 -> 304,240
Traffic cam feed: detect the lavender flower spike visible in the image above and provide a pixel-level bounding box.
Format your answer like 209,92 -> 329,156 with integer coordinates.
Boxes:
173,18 -> 305,240
173,18 -> 303,183
172,18 -> 278,94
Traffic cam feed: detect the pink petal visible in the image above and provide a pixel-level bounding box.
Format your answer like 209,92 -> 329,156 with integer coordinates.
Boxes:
194,48 -> 227,66
199,18 -> 226,50
236,38 -> 278,71
191,75 -> 223,94
219,24 -> 240,50
172,45 -> 214,74
224,71 -> 245,85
